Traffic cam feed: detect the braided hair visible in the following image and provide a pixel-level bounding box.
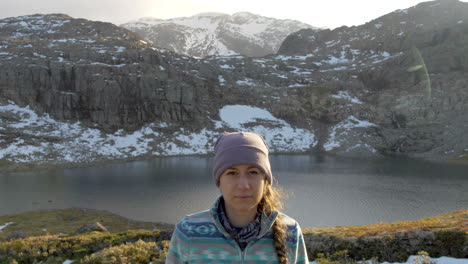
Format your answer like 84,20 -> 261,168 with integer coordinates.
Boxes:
259,182 -> 288,264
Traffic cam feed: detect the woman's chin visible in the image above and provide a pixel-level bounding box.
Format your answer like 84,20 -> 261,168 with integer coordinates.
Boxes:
234,195 -> 253,201
230,202 -> 257,212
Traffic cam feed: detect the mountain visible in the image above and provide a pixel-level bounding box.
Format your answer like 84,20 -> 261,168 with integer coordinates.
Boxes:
275,0 -> 468,158
0,13 -> 314,166
1,0 -> 468,169
120,12 -> 316,58
279,0 -> 468,55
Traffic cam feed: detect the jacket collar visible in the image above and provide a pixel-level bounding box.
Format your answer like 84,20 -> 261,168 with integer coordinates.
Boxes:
209,195 -> 278,239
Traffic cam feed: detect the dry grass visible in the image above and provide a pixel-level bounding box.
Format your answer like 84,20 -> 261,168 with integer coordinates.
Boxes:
303,209 -> 468,238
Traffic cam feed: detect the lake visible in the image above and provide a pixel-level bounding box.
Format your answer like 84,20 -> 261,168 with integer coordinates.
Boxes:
0,155 -> 467,228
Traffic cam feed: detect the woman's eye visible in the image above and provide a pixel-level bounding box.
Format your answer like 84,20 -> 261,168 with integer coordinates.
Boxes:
226,171 -> 237,176
249,170 -> 259,175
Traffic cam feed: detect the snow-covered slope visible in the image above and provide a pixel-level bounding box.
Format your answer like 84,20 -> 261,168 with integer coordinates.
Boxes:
121,12 -> 316,58
0,101 -> 316,165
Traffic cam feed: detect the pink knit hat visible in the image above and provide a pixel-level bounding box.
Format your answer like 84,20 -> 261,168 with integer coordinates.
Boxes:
212,132 -> 272,186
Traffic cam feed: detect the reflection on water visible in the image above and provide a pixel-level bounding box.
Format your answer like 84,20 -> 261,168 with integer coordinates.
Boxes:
0,155 -> 466,227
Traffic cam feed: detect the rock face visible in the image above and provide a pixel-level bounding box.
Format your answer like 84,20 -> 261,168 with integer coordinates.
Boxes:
6,231 -> 26,241
120,12 -> 316,58
0,0 -> 467,166
0,14 -> 221,132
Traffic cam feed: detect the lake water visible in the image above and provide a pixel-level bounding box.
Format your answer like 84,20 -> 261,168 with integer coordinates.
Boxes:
0,155 -> 466,228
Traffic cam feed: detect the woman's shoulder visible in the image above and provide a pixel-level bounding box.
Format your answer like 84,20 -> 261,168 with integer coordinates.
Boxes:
176,210 -> 212,224
175,210 -> 216,230
276,212 -> 306,246
277,212 -> 303,231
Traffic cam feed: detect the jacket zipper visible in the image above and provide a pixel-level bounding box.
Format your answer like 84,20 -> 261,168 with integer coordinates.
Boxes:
238,243 -> 250,264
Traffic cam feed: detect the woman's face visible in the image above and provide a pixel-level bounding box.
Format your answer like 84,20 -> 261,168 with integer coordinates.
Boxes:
219,164 -> 266,214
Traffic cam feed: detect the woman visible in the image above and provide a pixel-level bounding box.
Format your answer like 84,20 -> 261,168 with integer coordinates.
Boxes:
166,132 -> 309,263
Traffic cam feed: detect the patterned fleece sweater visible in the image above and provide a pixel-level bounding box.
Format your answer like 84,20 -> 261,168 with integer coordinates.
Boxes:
166,196 -> 309,263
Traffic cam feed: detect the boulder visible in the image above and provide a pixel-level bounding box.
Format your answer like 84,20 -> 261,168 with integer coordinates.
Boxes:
76,222 -> 109,234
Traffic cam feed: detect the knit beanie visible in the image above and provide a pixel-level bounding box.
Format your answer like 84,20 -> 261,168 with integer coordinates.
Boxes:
212,132 -> 272,186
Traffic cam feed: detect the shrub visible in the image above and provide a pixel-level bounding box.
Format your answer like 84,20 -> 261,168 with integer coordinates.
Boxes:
81,239 -> 169,264
0,230 -> 163,263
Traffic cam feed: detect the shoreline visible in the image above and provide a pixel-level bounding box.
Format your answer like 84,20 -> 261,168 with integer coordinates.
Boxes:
1,151 -> 467,174
1,207 -> 466,238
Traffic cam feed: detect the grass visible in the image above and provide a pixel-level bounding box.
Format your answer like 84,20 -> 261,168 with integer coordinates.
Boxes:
0,208 -> 173,241
449,151 -> 468,164
302,210 -> 468,238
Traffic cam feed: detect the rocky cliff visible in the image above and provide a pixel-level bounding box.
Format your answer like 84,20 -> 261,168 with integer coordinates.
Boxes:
0,14 -> 221,131
0,0 -> 467,167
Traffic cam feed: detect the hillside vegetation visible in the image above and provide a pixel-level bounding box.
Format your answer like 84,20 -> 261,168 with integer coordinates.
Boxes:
0,209 -> 466,263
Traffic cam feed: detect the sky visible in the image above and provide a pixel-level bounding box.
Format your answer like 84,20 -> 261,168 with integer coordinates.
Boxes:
0,0 -> 467,29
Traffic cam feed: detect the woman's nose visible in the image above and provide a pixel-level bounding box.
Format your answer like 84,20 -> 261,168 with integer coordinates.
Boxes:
237,174 -> 250,189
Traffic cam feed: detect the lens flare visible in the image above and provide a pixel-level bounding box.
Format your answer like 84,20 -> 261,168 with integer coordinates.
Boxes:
407,47 -> 431,99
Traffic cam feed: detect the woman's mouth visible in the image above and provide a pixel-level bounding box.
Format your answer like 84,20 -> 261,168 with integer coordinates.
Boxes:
235,195 -> 252,199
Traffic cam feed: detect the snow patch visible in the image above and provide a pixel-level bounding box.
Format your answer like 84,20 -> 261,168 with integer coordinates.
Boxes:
33,52 -> 47,59
218,105 -> 316,151
325,40 -> 340,47
218,75 -> 226,85
220,64 -> 235,69
324,116 -> 376,151
0,222 -> 14,231
289,83 -> 308,88
275,54 -> 314,61
53,38 -> 77,43
331,91 -> 363,104
90,62 -> 126,67
236,78 -> 255,86
270,73 -> 288,79
322,51 -> 350,65
115,46 -> 126,52
396,9 -> 409,14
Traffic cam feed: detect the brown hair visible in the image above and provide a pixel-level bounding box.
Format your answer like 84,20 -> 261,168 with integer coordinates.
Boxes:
259,182 -> 288,264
